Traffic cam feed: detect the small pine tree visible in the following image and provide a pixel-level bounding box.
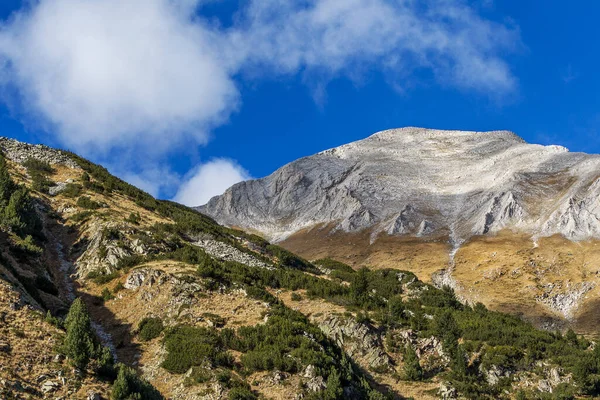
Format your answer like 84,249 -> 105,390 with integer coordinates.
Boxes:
63,298 -> 96,370
0,155 -> 16,206
451,345 -> 468,379
323,368 -> 343,400
403,345 -> 423,381
350,267 -> 370,303
112,364 -> 163,400
97,346 -> 116,379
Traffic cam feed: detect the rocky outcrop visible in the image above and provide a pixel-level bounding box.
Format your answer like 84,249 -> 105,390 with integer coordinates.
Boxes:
75,220 -> 149,277
0,137 -> 79,168
318,316 -> 391,370
535,282 -> 595,319
125,269 -> 170,290
192,239 -> 272,269
200,127 -> 600,245
393,329 -> 447,373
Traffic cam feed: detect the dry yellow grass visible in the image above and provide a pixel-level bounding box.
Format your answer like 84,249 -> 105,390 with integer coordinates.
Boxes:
0,281 -> 111,399
282,226 -> 600,334
282,223 -> 450,281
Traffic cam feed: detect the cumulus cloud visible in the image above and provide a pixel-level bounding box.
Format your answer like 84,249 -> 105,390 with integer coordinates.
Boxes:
0,0 -> 522,200
0,0 -> 237,153
174,159 -> 251,206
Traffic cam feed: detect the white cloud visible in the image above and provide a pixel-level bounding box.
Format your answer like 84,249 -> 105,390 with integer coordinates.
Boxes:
231,0 -> 520,94
0,0 -> 238,153
0,0 -> 522,199
174,159 -> 251,206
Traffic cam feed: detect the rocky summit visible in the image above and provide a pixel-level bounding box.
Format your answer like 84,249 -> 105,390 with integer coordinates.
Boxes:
200,127 -> 600,244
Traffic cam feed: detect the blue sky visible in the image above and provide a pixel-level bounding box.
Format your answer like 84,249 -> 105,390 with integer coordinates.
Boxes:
0,0 -> 598,205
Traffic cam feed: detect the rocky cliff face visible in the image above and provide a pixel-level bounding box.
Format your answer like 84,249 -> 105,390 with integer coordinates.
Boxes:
200,127 -> 600,245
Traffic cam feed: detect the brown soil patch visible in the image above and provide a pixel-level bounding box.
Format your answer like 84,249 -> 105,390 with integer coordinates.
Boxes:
281,223 -> 450,282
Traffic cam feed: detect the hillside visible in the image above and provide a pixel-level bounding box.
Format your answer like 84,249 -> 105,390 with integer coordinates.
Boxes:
1,136 -> 600,400
200,127 -> 600,333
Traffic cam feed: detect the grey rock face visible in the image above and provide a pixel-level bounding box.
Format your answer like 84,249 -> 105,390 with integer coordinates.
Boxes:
191,239 -> 272,269
318,315 -> 391,369
199,127 -> 600,244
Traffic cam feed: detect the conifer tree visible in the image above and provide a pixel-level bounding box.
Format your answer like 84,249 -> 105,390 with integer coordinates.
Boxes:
323,368 -> 343,400
403,345 -> 423,381
63,298 -> 96,370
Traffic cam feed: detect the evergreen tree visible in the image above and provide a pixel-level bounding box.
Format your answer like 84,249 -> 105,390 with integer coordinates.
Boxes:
434,310 -> 460,353
0,155 -> 16,206
112,364 -> 163,400
323,368 -> 343,400
350,267 -> 370,303
63,298 -> 96,370
402,345 -> 423,381
451,345 -> 468,379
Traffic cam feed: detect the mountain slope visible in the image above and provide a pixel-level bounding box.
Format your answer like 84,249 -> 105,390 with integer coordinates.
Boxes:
5,136 -> 600,400
200,128 -> 600,331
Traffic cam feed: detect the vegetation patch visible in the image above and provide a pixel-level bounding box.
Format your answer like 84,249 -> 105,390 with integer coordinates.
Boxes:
77,196 -> 104,210
138,317 -> 164,341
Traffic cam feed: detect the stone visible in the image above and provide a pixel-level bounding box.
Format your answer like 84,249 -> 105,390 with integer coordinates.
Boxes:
0,137 -> 79,168
305,376 -> 326,392
49,182 -> 68,196
318,316 -> 391,369
538,379 -> 552,393
439,381 -> 457,399
87,391 -> 101,400
0,342 -> 11,353
41,380 -> 60,393
192,239 -> 273,269
303,365 -> 317,379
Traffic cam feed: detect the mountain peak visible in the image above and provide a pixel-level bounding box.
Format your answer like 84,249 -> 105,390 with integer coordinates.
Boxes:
200,128 -> 590,243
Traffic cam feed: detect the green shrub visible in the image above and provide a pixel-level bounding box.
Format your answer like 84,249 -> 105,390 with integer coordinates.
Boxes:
228,386 -> 258,400
402,345 -> 423,381
111,364 -> 163,400
23,158 -> 55,194
116,254 -> 146,271
10,234 -> 43,255
101,288 -> 114,302
87,270 -> 120,284
45,310 -> 63,329
126,212 -> 141,225
113,281 -> 125,293
138,317 -> 164,342
162,325 -> 232,373
70,210 -> 95,223
22,158 -> 54,174
62,183 -> 83,198
290,292 -> 303,301
77,196 -> 103,210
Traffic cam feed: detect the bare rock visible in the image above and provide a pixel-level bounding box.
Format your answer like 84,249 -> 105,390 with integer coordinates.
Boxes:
319,316 -> 391,369
87,391 -> 101,400
0,342 -> 11,353
192,239 -> 272,269
439,381 -> 457,399
305,376 -> 326,392
0,137 -> 79,168
200,127 -> 600,245
40,380 -> 60,394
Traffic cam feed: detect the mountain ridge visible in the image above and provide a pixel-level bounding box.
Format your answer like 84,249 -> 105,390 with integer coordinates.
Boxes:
200,127 -> 600,245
